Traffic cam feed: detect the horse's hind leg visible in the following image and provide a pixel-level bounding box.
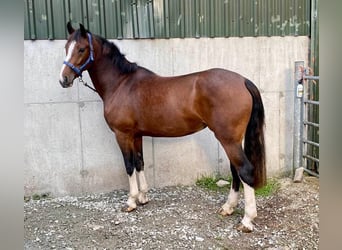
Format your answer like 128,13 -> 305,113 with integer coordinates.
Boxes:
238,179 -> 257,233
219,141 -> 257,232
218,163 -> 241,216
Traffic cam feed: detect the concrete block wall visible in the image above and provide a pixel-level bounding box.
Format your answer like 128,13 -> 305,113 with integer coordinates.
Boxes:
24,36 -> 309,196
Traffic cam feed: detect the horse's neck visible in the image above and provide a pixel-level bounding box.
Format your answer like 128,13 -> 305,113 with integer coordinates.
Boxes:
87,60 -> 123,101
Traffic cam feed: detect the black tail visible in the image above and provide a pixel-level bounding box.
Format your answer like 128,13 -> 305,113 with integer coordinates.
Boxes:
244,79 -> 266,189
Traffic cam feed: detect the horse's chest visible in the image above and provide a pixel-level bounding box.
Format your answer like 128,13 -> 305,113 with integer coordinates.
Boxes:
103,102 -> 135,131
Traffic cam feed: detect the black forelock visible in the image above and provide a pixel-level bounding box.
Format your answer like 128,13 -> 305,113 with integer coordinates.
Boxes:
71,28 -> 89,42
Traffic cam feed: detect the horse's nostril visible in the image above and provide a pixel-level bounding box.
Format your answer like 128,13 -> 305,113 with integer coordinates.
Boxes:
59,80 -> 66,88
59,76 -> 69,88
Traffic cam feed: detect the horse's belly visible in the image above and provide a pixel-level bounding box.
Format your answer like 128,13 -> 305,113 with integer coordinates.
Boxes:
139,116 -> 207,137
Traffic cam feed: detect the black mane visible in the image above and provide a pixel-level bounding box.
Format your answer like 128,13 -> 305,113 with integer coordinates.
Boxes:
72,29 -> 138,74
97,36 -> 138,74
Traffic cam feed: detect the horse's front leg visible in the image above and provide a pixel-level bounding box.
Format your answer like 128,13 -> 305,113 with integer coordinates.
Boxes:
116,133 -> 139,212
134,136 -> 149,205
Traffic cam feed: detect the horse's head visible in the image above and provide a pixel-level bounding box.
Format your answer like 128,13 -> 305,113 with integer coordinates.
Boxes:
59,22 -> 94,88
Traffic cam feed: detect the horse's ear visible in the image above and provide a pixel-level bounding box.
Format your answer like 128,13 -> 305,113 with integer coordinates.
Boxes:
66,21 -> 74,35
79,23 -> 87,37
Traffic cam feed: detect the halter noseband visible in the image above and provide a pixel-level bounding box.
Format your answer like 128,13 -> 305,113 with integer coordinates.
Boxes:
63,33 -> 94,76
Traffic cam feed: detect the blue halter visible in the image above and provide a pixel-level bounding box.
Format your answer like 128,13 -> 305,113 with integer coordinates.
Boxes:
63,33 -> 94,76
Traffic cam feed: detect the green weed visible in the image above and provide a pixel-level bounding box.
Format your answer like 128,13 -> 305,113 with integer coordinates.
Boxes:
196,175 -> 232,192
25,192 -> 51,202
196,175 -> 280,197
255,178 -> 280,197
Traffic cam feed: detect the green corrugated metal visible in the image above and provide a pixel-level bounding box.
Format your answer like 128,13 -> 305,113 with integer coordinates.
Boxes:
24,0 -> 312,40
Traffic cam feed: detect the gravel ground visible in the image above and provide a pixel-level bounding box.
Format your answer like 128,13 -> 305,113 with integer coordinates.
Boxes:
24,176 -> 319,249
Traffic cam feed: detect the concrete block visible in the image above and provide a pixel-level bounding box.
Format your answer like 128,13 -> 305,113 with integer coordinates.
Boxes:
154,128 -> 219,187
279,89 -> 295,173
171,38 -> 209,75
216,179 -> 230,187
206,37 -> 260,83
78,71 -> 101,102
262,92 -> 280,176
259,36 -> 309,92
117,39 -> 174,76
293,167 -> 304,183
24,41 -> 78,104
24,103 -> 82,196
78,101 -> 125,193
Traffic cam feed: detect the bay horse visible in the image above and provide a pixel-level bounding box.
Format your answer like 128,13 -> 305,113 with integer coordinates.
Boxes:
59,22 -> 266,232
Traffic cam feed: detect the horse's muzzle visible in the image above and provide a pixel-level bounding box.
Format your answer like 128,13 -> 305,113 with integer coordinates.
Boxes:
59,76 -> 73,88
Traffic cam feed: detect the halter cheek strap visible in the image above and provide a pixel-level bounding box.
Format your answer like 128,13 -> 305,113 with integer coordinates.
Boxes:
63,33 -> 94,76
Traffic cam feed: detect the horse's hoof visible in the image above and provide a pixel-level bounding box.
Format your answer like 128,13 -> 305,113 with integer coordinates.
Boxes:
235,223 -> 253,233
217,207 -> 233,216
121,206 -> 136,213
137,193 -> 149,206
137,200 -> 149,206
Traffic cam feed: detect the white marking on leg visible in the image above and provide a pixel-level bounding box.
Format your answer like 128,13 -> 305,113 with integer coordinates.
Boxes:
221,185 -> 239,215
127,169 -> 139,209
137,170 -> 149,204
241,180 -> 257,231
59,41 -> 76,83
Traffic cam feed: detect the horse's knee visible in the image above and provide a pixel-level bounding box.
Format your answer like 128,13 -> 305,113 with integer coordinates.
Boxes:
134,152 -> 144,172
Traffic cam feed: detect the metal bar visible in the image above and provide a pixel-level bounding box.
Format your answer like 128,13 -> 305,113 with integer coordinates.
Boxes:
209,0 -> 214,37
180,0 -> 185,38
102,0 -> 107,37
147,0 -> 155,38
47,0 -> 54,39
25,0 -> 31,39
304,100 -> 319,105
116,0 -> 123,39
223,0 -> 228,37
303,139 -> 319,148
303,168 -> 319,177
304,76 -> 319,80
30,0 -> 37,39
164,0 -> 170,38
303,154 -> 319,163
293,61 -> 304,176
303,121 -> 319,128
131,0 -> 138,38
195,0 -> 200,37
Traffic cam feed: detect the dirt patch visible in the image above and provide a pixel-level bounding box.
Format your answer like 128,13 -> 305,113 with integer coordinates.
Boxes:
24,176 -> 319,249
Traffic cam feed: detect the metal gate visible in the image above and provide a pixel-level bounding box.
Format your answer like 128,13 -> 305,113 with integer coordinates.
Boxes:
293,61 -> 319,177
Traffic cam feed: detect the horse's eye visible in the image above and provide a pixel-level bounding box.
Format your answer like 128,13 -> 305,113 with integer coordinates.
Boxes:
79,48 -> 86,53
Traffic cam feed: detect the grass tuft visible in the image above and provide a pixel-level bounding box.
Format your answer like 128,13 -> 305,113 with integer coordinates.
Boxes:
25,192 -> 52,202
196,175 -> 232,192
196,175 -> 280,197
255,178 -> 280,197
